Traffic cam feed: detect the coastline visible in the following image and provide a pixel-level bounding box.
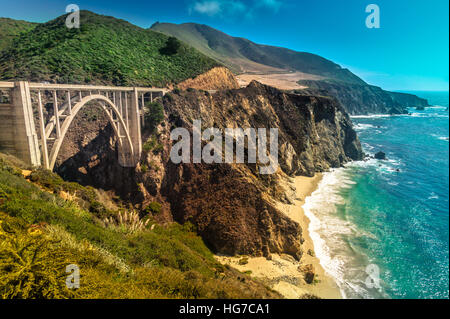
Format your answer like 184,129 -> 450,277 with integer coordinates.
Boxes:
216,174 -> 342,299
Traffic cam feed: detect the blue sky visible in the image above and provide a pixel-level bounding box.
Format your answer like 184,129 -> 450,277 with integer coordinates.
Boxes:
1,0 -> 448,91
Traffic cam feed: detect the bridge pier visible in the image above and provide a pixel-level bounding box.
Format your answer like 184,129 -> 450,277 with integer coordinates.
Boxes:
7,82 -> 41,166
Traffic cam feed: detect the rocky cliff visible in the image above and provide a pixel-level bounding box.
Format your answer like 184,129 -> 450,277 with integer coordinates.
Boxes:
55,81 -> 363,261
178,66 -> 240,91
297,80 -> 429,115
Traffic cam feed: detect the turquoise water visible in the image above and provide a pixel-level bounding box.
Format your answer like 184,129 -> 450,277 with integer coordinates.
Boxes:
303,91 -> 449,299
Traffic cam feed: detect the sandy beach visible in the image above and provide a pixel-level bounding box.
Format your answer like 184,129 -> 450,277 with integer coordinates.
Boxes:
216,174 -> 342,299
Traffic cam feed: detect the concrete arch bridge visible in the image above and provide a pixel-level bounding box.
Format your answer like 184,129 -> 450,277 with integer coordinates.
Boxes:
0,81 -> 167,170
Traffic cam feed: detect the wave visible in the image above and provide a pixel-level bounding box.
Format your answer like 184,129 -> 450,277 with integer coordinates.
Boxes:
302,168 -> 383,299
351,114 -> 400,119
435,136 -> 449,142
354,123 -> 376,131
303,157 -> 404,298
351,108 -> 448,120
409,112 -> 449,118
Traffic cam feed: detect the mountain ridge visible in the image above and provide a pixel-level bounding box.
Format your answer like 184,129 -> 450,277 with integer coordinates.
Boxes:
150,21 -> 429,114
151,22 -> 366,85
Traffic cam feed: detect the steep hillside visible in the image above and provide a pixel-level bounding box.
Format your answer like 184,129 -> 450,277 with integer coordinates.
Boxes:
0,153 -> 280,299
150,22 -> 365,84
0,12 -> 219,86
296,80 -> 429,115
0,18 -> 37,52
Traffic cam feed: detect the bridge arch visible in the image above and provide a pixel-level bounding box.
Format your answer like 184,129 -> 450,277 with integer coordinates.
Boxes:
48,94 -> 135,170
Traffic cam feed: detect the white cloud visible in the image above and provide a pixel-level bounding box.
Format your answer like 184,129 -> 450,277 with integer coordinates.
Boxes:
191,1 -> 222,16
258,0 -> 282,12
189,0 -> 282,18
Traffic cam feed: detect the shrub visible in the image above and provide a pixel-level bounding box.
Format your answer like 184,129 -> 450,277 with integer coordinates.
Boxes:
159,36 -> 181,56
101,210 -> 150,234
238,257 -> 249,265
142,138 -> 156,153
152,143 -> 164,155
0,215 -> 73,298
144,102 -> 164,133
144,202 -> 161,215
164,93 -> 174,102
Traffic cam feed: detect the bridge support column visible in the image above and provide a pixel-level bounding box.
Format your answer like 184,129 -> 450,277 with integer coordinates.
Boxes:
11,81 -> 41,166
118,88 -> 142,167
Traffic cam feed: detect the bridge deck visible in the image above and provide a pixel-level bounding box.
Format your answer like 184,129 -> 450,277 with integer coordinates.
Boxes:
0,81 -> 168,93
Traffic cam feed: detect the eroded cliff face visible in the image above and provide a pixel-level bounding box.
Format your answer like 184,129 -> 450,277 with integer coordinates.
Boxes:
55,81 -> 363,260
178,66 -> 240,91
140,81 -> 362,259
297,80 -> 428,115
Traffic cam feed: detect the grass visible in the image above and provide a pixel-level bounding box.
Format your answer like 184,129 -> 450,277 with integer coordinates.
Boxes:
0,11 -> 219,86
0,154 -> 277,299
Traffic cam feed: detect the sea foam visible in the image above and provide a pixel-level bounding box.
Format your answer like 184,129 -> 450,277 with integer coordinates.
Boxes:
302,168 -> 377,298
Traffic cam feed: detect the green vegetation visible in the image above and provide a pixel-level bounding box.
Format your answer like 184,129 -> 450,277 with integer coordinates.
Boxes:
27,167 -> 111,217
160,36 -> 181,55
0,11 -> 219,86
0,18 -> 37,52
144,202 -> 162,215
142,136 -> 163,155
143,101 -> 164,133
0,154 -> 276,299
238,257 -> 249,265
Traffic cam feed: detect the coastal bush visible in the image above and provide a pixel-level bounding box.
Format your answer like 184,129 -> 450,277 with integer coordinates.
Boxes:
160,36 -> 182,56
28,168 -> 111,216
238,257 -> 249,265
101,210 -> 150,234
0,214 -> 73,298
144,202 -> 162,215
144,101 -> 164,133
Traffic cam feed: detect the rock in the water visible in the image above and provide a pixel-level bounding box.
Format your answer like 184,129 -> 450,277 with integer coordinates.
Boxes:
374,151 -> 386,160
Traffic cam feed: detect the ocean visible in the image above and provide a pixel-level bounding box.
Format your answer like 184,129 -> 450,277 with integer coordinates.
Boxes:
303,91 -> 449,299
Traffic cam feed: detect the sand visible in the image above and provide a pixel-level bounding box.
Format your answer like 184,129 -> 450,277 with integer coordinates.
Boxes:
216,174 -> 342,299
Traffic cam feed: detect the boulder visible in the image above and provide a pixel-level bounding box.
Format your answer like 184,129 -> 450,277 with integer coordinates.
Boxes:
299,264 -> 316,284
374,151 -> 386,160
